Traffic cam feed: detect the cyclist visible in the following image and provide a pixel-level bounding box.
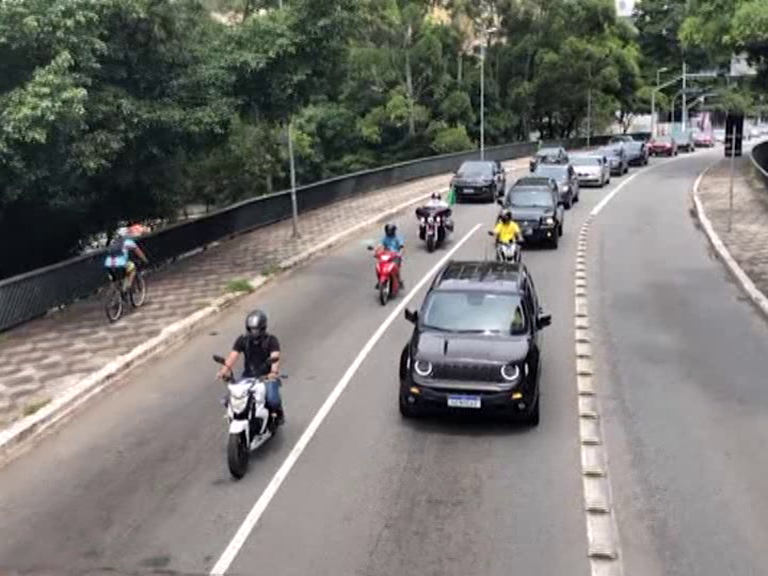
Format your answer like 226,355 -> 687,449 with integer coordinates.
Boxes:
104,226 -> 149,293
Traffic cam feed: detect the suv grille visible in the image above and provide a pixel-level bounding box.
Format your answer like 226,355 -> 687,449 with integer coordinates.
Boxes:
432,363 -> 501,382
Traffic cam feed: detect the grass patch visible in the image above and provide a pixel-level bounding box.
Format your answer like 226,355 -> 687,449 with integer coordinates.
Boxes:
23,396 -> 51,416
261,262 -> 281,276
225,278 -> 254,294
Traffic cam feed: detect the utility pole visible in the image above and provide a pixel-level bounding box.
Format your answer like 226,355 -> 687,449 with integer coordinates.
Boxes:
280,0 -> 299,238
681,61 -> 687,130
587,62 -> 592,147
480,39 -> 485,160
651,67 -> 669,137
287,120 -> 299,238
728,121 -> 736,232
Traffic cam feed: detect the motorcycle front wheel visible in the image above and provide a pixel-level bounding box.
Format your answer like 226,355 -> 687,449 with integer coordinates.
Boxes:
227,432 -> 249,480
426,235 -> 435,253
379,278 -> 390,306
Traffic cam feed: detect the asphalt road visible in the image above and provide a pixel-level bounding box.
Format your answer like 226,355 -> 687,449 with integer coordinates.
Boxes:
0,155 -> 686,576
592,148 -> 768,576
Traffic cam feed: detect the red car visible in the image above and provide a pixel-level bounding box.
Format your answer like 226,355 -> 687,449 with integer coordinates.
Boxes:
649,135 -> 678,157
693,131 -> 715,148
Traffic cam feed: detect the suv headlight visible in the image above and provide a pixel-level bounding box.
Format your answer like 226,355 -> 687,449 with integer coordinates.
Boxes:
543,216 -> 555,226
414,359 -> 433,377
500,364 -> 522,384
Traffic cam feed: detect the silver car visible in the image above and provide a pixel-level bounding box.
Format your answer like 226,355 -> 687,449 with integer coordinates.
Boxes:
570,154 -> 610,187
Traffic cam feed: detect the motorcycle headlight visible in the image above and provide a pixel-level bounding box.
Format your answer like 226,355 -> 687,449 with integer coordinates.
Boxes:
427,215 -> 434,223
229,393 -> 248,415
562,184 -> 569,191
414,359 -> 433,377
544,217 -> 555,226
500,364 -> 522,384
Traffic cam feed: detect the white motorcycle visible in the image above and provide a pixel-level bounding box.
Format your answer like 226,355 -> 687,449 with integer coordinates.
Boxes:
487,232 -> 522,263
213,355 -> 281,479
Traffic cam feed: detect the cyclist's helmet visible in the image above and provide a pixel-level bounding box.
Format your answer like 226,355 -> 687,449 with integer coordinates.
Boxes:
384,223 -> 397,237
500,210 -> 512,223
245,309 -> 268,339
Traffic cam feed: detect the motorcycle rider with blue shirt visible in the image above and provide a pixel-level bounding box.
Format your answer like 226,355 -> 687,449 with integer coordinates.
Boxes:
376,223 -> 405,289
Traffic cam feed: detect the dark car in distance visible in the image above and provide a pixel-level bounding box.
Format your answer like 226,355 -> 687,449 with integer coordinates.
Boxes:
529,146 -> 569,172
451,160 -> 505,203
609,135 -> 649,166
500,178 -> 564,248
400,261 -> 552,425
599,145 -> 629,175
533,163 -> 579,208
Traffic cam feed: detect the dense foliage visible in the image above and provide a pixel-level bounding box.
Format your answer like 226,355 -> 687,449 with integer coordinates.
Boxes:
1,0 -> 647,277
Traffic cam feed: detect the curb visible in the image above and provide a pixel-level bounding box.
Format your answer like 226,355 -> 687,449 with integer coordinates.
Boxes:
692,166 -> 768,317
0,188 -> 442,463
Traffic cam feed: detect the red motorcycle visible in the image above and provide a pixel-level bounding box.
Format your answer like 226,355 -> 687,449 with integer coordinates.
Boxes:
369,246 -> 401,306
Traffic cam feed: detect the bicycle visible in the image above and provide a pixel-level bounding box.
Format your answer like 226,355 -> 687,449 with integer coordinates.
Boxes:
104,266 -> 147,322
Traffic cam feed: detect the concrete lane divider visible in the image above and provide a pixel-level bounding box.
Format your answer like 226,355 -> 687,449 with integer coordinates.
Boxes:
692,166 -> 768,319
209,223 -> 482,576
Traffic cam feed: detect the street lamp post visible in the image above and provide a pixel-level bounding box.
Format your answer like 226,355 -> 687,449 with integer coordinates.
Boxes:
682,61 -> 688,131
287,120 -> 299,238
479,25 -> 497,160
651,67 -> 669,137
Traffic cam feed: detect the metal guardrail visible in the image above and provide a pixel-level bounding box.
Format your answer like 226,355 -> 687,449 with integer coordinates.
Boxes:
750,140 -> 768,189
0,133 -> 633,332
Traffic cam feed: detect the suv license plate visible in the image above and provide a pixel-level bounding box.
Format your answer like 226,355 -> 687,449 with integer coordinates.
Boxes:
447,395 -> 481,409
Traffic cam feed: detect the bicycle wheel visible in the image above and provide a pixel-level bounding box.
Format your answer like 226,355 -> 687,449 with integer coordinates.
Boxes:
130,273 -> 147,308
105,284 -> 124,322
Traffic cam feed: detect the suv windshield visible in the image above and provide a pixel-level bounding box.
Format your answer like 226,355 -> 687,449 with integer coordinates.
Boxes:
509,189 -> 554,208
457,161 -> 493,177
535,165 -> 567,179
422,291 -> 527,334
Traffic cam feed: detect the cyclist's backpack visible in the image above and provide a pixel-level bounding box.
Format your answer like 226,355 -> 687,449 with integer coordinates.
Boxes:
106,238 -> 126,258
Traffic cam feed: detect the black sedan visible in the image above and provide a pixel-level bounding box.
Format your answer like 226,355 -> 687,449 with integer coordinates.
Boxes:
499,179 -> 563,248
400,260 -> 551,425
533,163 -> 579,208
450,160 -> 505,203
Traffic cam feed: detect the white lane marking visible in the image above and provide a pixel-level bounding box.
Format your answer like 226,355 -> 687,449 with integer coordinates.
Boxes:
590,156 -> 679,217
210,223 -> 482,576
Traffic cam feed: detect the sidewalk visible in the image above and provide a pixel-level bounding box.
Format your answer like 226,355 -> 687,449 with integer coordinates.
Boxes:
696,154 -> 768,300
0,157 -> 530,428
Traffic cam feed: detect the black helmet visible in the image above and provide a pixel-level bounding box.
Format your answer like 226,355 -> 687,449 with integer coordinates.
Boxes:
245,309 -> 268,338
384,223 -> 397,237
500,210 -> 512,223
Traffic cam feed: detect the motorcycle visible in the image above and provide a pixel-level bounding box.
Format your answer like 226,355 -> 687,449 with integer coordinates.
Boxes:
368,246 -> 401,306
488,231 -> 522,263
213,355 -> 281,480
415,206 -> 453,253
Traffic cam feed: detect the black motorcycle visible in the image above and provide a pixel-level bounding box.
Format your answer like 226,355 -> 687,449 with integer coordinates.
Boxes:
415,205 -> 453,252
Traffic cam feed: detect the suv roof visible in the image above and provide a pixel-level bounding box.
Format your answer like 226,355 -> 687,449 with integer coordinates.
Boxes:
514,176 -> 553,187
432,261 -> 525,293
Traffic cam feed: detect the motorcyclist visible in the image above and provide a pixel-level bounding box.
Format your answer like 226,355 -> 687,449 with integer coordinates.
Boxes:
422,193 -> 454,231
494,210 -> 522,245
103,226 -> 149,293
376,223 -> 405,289
217,309 -> 285,425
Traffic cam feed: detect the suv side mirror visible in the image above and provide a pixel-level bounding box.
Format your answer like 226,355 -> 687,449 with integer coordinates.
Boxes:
537,313 -> 552,329
404,309 -> 418,324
